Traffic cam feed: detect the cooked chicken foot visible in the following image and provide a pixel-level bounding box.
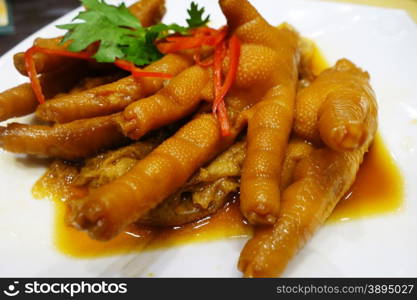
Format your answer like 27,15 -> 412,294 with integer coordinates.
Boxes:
36,54 -> 193,123
294,59 -> 376,151
0,114 -> 126,160
239,59 -> 378,277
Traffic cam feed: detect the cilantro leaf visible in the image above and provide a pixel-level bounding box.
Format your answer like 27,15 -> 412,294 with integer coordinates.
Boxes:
186,2 -> 210,28
58,0 -> 143,63
120,35 -> 163,66
82,0 -> 141,28
146,23 -> 189,40
57,0 -> 211,66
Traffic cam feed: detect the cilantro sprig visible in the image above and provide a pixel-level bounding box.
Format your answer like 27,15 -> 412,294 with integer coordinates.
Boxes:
57,0 -> 210,65
187,2 -> 210,28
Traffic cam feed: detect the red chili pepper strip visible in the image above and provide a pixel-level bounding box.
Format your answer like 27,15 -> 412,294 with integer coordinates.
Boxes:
206,26 -> 228,46
195,55 -> 214,67
212,35 -> 241,137
114,59 -> 173,79
193,51 -> 214,67
212,41 -> 231,136
216,101 -> 230,136
213,42 -> 226,102
24,46 -> 94,104
219,35 -> 241,101
158,26 -> 228,54
24,47 -> 46,104
194,27 -> 228,67
113,59 -> 134,72
131,69 -> 173,79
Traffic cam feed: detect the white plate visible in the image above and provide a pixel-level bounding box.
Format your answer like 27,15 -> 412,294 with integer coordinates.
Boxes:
1,0 -> 417,277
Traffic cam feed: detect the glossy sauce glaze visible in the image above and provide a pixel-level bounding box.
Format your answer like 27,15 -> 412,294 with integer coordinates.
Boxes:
328,134 -> 403,222
32,44 -> 403,258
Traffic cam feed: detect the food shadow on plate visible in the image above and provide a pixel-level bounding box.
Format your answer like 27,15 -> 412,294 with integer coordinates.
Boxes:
14,154 -> 52,169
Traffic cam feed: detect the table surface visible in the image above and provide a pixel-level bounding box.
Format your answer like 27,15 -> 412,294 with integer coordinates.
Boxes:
0,0 -> 416,56
0,0 -> 79,55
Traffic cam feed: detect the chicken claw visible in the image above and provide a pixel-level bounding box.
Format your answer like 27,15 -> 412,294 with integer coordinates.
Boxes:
239,60 -> 378,277
69,114 -> 234,240
294,59 -> 376,151
222,0 -> 301,226
0,115 -> 126,160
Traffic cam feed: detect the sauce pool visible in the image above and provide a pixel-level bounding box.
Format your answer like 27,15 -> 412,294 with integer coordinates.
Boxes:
46,197 -> 251,258
32,43 -> 403,258
328,134 -> 403,222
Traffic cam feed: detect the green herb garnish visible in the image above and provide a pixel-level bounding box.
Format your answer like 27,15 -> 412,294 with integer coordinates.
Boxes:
57,0 -> 210,65
186,1 -> 210,28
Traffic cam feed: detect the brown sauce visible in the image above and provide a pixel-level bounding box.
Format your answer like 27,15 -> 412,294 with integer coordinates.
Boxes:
31,44 -> 403,258
42,197 -> 251,258
328,134 -> 403,222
